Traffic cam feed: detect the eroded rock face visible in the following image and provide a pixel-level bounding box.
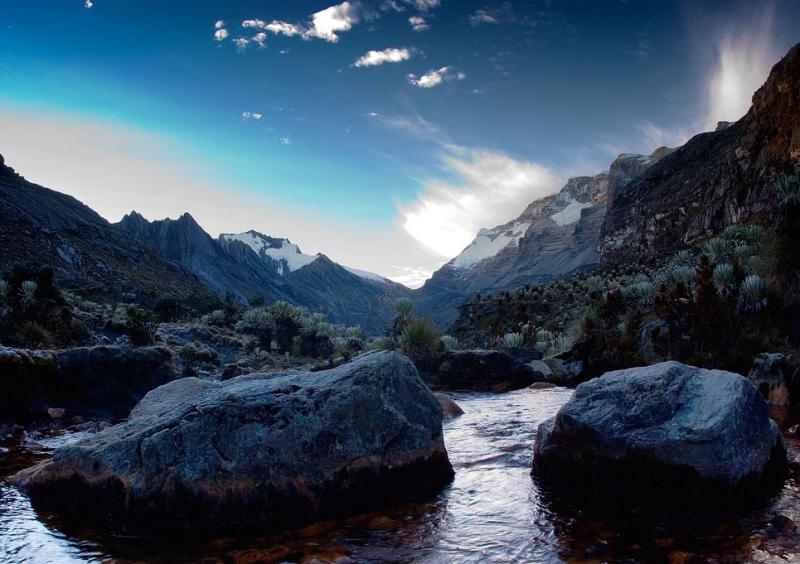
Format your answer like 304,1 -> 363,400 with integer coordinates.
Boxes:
423,348 -> 545,392
0,345 -> 174,421
13,351 -> 453,532
533,362 -> 786,505
599,42 -> 800,257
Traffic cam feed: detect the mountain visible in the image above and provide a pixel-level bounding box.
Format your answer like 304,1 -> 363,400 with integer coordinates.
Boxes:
599,42 -> 800,257
0,155 -> 204,301
116,213 -> 294,302
415,148 -> 673,326
115,215 -> 412,333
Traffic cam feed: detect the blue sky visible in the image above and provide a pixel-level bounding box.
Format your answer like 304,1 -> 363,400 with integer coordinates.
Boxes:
1,0 -> 799,286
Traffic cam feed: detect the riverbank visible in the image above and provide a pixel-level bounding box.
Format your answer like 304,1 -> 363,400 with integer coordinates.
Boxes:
2,387 -> 798,563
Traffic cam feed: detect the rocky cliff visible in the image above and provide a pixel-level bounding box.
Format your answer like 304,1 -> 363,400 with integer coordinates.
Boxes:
599,42 -> 800,257
416,149 -> 671,326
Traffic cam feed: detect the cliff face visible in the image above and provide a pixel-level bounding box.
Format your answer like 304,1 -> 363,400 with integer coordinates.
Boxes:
416,150 -> 671,326
599,42 -> 800,257
0,158 -> 204,301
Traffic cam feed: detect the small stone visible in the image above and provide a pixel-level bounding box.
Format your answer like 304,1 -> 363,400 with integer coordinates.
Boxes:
47,407 -> 66,419
530,382 -> 557,389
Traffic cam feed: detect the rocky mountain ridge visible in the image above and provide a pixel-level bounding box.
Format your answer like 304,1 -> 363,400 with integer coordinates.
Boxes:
415,147 -> 672,326
115,212 -> 411,333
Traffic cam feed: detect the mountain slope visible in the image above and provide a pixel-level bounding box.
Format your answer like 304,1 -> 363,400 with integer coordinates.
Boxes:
116,215 -> 411,333
0,155 -> 204,301
416,149 -> 672,326
599,42 -> 800,257
116,212 -> 293,302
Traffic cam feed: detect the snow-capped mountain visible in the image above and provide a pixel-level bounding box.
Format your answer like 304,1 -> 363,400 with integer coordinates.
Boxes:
219,230 -> 389,283
115,217 -> 407,333
415,148 -> 673,325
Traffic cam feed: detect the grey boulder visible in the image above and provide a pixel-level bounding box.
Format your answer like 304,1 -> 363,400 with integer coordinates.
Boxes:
14,351 -> 453,532
533,361 -> 786,505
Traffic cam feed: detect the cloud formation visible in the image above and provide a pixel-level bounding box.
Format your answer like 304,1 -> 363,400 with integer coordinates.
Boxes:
354,47 -> 412,67
304,1 -> 359,42
213,28 -> 229,41
407,66 -> 465,88
408,15 -> 428,31
241,112 -> 263,120
398,148 -> 562,258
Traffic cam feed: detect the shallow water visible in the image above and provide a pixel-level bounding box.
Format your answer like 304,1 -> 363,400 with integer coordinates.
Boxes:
1,387 -> 798,563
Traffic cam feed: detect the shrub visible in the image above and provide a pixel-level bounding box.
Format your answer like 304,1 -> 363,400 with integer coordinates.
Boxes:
739,274 -> 768,313
400,317 -> 439,362
0,279 -> 8,299
209,309 -> 228,326
20,280 -> 38,305
440,335 -> 459,351
712,263 -> 735,293
672,250 -> 694,267
702,238 -> 730,264
671,265 -> 696,285
125,306 -> 158,346
368,337 -> 396,351
774,174 -> 800,208
394,297 -> 414,318
500,332 -> 524,348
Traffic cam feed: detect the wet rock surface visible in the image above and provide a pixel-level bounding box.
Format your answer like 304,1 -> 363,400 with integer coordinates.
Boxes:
12,351 -> 453,533
534,361 -> 787,507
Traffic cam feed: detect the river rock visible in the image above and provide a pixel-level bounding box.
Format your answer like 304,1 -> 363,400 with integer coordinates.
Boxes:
533,361 -> 787,506
748,353 -> 793,405
13,351 -> 453,532
424,348 -> 545,392
434,393 -> 464,420
0,345 -> 174,421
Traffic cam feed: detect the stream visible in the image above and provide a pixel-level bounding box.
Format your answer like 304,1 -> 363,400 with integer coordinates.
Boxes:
1,386 -> 798,563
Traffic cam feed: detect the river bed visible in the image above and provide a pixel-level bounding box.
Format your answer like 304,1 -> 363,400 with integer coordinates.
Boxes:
1,387 -> 798,563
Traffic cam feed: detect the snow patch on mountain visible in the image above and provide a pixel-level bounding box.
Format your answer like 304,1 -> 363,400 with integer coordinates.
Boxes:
344,266 -> 388,282
452,221 -> 531,269
220,231 -> 319,274
550,198 -> 593,226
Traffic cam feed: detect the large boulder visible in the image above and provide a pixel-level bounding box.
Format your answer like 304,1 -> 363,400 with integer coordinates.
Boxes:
533,362 -> 786,507
424,348 -> 545,392
13,351 -> 453,532
0,345 -> 175,421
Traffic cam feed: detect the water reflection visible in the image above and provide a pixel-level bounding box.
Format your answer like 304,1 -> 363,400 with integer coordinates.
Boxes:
1,387 -> 798,563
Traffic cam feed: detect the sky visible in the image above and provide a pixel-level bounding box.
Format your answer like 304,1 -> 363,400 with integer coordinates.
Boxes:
1,1 -> 799,287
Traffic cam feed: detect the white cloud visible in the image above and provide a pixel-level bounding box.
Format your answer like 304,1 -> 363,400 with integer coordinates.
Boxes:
405,0 -> 440,11
407,66 -> 465,88
354,47 -> 412,67
266,20 -> 303,36
241,112 -> 263,120
408,15 -> 428,31
280,136 -> 292,145
303,1 -> 359,42
469,9 -> 498,25
84,0 -> 93,8
398,148 -> 563,258
213,28 -> 229,41
232,37 -> 249,51
705,5 -> 777,128
214,20 -> 225,29
242,19 -> 266,29
252,32 -> 267,48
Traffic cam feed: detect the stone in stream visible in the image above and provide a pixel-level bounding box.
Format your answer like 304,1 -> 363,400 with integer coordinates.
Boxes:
533,361 -> 787,507
423,348 -> 546,392
12,351 -> 454,533
433,392 -> 464,420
